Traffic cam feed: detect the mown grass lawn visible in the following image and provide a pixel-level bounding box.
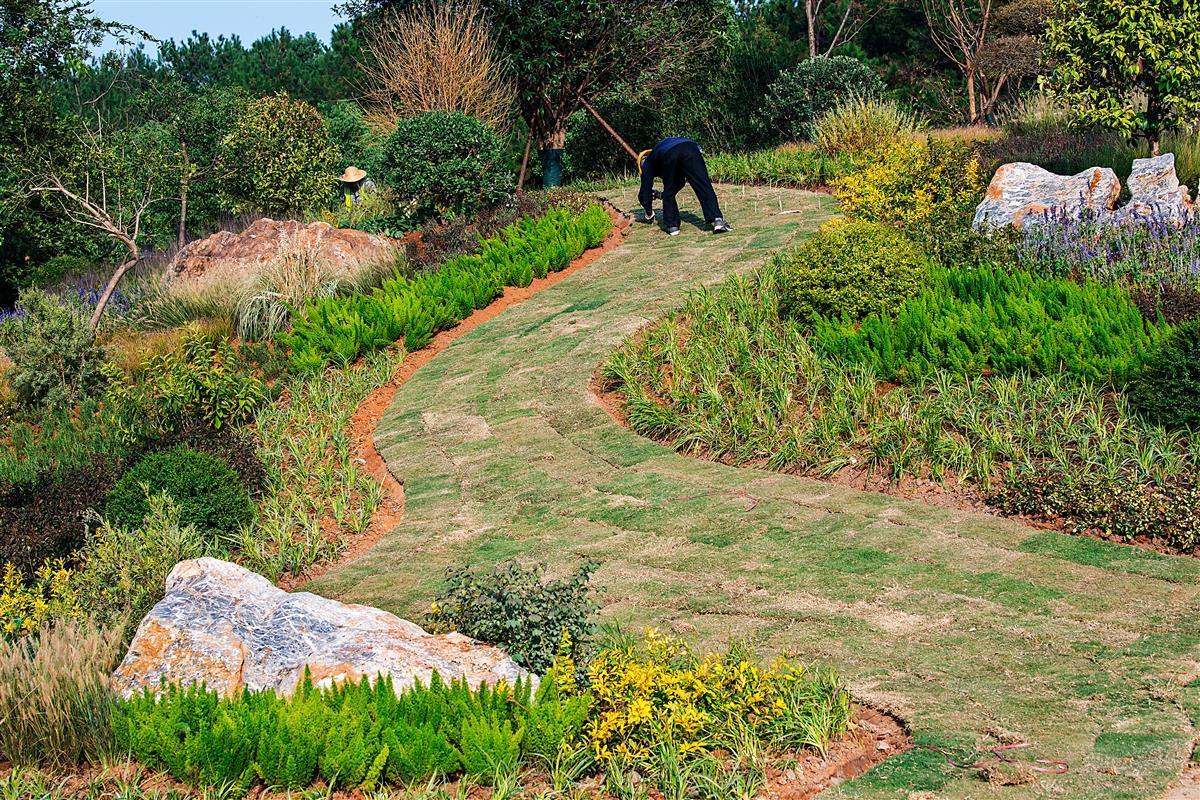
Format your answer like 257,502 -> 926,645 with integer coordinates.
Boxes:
306,185 -> 1200,800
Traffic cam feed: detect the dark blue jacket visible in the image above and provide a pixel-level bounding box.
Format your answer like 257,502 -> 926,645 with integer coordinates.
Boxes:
639,137 -> 698,214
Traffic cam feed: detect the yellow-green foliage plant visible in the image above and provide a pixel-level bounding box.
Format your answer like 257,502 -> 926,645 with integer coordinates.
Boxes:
0,561 -> 79,640
579,629 -> 851,764
833,136 -> 987,264
0,619 -> 123,768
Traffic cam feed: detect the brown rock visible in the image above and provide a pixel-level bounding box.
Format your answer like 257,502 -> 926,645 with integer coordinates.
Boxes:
165,218 -> 396,293
112,558 -> 533,698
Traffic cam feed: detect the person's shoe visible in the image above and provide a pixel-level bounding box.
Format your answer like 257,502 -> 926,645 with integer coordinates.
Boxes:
712,218 -> 731,233
667,227 -> 681,236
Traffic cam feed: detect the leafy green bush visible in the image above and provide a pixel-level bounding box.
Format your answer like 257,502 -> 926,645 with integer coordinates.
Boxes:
815,267 -> 1170,385
380,111 -> 514,221
774,220 -> 930,327
283,203 -> 612,371
563,99 -> 664,181
101,335 -> 269,447
758,56 -> 884,143
321,100 -> 385,176
0,289 -> 106,410
426,560 -> 598,673
219,93 -> 339,214
1129,318 -> 1200,430
114,672 -> 534,790
103,446 -> 254,537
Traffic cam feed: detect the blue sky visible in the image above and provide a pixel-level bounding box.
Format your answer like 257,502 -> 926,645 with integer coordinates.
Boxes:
92,0 -> 344,54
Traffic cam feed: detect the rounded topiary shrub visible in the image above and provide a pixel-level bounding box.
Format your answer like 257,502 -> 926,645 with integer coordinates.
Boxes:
381,111 -> 514,221
774,220 -> 930,327
1129,319 -> 1200,431
219,93 -> 339,214
759,56 -> 885,144
104,445 -> 254,536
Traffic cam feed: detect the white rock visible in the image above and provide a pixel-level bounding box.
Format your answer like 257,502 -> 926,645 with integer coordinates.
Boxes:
111,558 -> 532,698
1114,153 -> 1195,223
973,162 -> 1121,229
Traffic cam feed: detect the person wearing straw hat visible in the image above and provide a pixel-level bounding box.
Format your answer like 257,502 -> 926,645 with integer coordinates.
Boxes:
638,137 -> 730,236
339,166 -> 372,207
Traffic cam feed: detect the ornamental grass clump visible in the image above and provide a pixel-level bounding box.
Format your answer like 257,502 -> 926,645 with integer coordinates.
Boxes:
0,619 -> 123,768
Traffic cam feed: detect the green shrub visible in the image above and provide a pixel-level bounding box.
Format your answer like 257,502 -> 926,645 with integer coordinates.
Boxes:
522,664 -> 592,760
321,100 -> 385,176
758,56 -> 885,143
101,335 -> 269,447
72,494 -> 210,628
114,672 -> 534,790
994,466 -> 1200,552
283,203 -> 612,371
1129,318 -> 1200,430
815,267 -> 1170,385
774,220 -> 930,327
381,111 -> 514,221
0,289 -> 106,410
219,93 -> 339,214
104,446 -> 254,537
426,560 -> 598,673
0,619 -> 123,767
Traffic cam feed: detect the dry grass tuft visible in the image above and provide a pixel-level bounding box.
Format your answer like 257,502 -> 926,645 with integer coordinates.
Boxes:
0,619 -> 124,768
360,0 -> 514,130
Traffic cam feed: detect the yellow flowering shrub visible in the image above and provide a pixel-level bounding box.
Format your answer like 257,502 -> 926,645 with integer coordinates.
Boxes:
580,630 -> 839,763
833,137 -> 987,265
0,561 -> 80,640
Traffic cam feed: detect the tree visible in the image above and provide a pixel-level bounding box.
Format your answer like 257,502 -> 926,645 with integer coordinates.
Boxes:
921,0 -> 1043,123
342,0 -> 729,187
737,0 -> 888,59
218,94 -> 338,214
359,0 -> 513,130
1044,0 -> 1200,154
25,119 -> 181,329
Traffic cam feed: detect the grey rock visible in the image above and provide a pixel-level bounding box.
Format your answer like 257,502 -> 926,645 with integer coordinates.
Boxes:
973,162 -> 1121,229
112,558 -> 532,698
1114,153 -> 1195,223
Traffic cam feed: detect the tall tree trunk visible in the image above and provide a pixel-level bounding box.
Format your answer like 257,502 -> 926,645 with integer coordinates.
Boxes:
805,0 -> 819,59
178,142 -> 190,250
88,248 -> 140,331
538,122 -> 568,188
178,177 -> 189,251
966,67 -> 978,124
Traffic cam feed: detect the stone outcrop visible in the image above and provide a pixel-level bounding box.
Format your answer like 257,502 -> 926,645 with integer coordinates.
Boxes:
975,153 -> 1196,229
165,218 -> 396,293
973,163 -> 1121,229
112,558 -> 532,698
1114,154 -> 1195,223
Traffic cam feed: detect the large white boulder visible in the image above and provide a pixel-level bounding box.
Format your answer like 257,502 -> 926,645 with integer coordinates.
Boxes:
973,162 -> 1121,229
112,558 -> 531,698
1114,153 -> 1195,223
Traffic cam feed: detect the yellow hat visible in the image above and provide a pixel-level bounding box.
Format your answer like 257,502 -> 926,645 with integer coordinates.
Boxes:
637,149 -> 652,175
339,166 -> 367,183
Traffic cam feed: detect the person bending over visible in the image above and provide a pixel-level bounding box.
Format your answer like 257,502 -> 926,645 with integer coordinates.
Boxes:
638,137 -> 730,236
